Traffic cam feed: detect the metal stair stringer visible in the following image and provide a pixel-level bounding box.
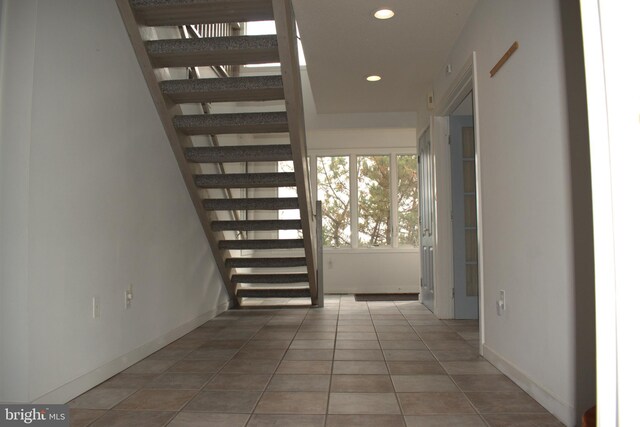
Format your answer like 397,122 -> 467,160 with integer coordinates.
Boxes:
115,0 -> 239,306
272,0 -> 318,305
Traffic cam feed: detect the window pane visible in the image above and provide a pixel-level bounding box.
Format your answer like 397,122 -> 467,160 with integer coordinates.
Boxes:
317,156 -> 351,247
278,161 -> 301,239
397,155 -> 419,247
357,155 -> 391,247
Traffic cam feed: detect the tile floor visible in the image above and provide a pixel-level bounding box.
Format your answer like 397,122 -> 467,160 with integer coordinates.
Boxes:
68,295 -> 564,426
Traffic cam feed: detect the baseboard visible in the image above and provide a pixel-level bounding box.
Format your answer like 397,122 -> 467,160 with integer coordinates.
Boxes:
33,299 -> 230,404
482,344 -> 575,426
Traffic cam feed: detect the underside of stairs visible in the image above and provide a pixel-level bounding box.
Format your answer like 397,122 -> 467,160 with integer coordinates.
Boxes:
117,0 -> 320,308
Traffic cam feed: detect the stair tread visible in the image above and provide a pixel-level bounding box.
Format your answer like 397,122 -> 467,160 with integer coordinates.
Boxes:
175,112 -> 288,135
132,0 -> 274,26
219,239 -> 304,250
185,145 -> 292,163
160,76 -> 284,103
204,197 -> 299,211
226,257 -> 307,268
146,35 -> 279,67
236,287 -> 311,298
232,273 -> 309,284
195,172 -> 295,188
212,219 -> 302,231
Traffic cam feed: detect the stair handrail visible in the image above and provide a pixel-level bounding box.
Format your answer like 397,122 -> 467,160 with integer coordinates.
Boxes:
272,0 -> 319,304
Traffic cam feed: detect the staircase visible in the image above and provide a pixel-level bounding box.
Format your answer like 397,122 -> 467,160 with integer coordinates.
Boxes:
116,0 -> 320,307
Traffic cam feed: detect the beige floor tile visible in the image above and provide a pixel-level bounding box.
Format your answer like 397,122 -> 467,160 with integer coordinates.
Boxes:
337,332 -> 378,340
243,339 -> 292,349
383,349 -> 435,361
183,390 -> 261,413
99,373 -> 158,389
221,359 -> 280,375
146,348 -> 193,360
295,331 -> 336,340
254,391 -> 328,414
167,412 -> 249,427
167,359 -> 226,374
198,340 -> 247,349
267,374 -> 331,392
277,360 -> 332,375
330,375 -> 394,392
337,325 -> 376,332
289,339 -> 335,349
68,388 -> 137,409
184,348 -> 237,360
252,330 -> 296,340
391,375 -> 458,392
426,341 -> 476,351
441,361 -> 501,375
452,375 -> 522,392
284,349 -> 335,361
387,361 -> 446,375
204,374 -> 271,391
145,373 -> 212,390
234,348 -> 287,360
374,325 -> 416,333
372,320 -> 410,326
328,393 -> 401,414
404,414 -> 487,427
326,414 -> 405,427
334,349 -> 384,361
68,409 -> 105,427
332,361 -> 388,375
247,414 -> 325,427
432,350 -> 483,361
124,359 -> 176,374
376,332 -> 419,341
419,332 -> 466,341
335,340 -> 381,350
398,392 -> 475,415
482,413 -> 564,426
465,391 -> 548,413
379,340 -> 427,350
115,389 -> 196,411
91,411 -> 175,427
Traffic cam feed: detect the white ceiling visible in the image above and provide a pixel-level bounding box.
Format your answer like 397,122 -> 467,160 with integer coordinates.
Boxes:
292,0 -> 477,114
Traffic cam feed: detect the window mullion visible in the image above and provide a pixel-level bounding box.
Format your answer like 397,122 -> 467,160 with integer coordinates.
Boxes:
350,154 -> 358,249
391,152 -> 399,248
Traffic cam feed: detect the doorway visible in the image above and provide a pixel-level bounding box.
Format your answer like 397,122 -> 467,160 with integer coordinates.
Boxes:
449,92 -> 479,319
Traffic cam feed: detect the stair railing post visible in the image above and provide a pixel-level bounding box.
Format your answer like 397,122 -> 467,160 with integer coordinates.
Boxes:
316,201 -> 324,307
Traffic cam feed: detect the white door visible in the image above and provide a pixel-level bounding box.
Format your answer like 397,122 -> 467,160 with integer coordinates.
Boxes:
418,130 -> 435,311
450,113 -> 479,319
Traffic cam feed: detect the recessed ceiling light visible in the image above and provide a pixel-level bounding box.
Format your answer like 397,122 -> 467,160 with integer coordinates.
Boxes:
366,75 -> 382,82
374,8 -> 395,20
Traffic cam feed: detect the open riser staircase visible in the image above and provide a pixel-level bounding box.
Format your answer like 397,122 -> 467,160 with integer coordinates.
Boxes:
116,0 -> 319,307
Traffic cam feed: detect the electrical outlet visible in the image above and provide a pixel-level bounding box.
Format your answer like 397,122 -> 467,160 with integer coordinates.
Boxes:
125,285 -> 133,309
497,290 -> 506,315
92,296 -> 100,319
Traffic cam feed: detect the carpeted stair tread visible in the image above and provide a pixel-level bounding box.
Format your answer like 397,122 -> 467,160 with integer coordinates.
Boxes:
146,35 -> 279,67
225,257 -> 307,268
160,76 -> 284,103
219,239 -> 304,250
232,273 -> 309,284
185,145 -> 292,163
195,172 -> 295,188
174,112 -> 288,135
212,219 -> 302,231
204,197 -> 299,211
236,287 -> 311,298
132,0 -> 274,26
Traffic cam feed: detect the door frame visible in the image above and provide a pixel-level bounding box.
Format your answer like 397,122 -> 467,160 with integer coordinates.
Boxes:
434,52 -> 485,352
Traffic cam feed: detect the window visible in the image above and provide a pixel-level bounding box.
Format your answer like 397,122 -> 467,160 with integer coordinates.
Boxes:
314,152 -> 418,249
316,156 -> 351,248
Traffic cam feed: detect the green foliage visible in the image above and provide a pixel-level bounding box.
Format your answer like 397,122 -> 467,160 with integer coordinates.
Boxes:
317,156 -> 351,247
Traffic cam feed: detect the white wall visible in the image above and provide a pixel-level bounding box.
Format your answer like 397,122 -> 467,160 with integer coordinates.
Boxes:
423,0 -> 594,425
0,0 -> 228,403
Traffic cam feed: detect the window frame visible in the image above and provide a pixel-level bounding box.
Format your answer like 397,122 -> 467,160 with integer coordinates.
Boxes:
311,148 -> 419,253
